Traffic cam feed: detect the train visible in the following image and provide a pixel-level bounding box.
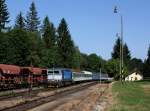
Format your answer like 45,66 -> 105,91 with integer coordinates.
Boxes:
0,64 -> 47,89
0,64 -> 94,89
0,64 -> 111,89
47,68 -> 93,87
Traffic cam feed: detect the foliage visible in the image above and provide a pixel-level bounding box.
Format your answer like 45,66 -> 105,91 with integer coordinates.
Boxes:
26,1 -> 40,32
128,58 -> 144,72
14,12 -> 25,29
87,53 -> 101,72
72,46 -> 81,69
42,16 -> 56,48
143,45 -> 150,77
57,18 -> 75,68
5,29 -> 31,66
111,37 -> 131,65
0,32 -> 9,63
112,37 -> 121,59
80,53 -> 89,70
111,37 -> 131,79
105,59 -> 120,79
123,43 -> 131,63
0,0 -> 9,32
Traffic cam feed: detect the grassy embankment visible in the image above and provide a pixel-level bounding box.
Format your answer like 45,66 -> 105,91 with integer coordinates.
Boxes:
109,81 -> 150,111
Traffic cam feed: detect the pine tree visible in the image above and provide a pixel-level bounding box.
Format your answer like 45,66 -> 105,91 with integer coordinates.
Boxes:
41,16 -> 57,67
112,37 -> 121,59
112,37 -> 131,64
0,0 -> 9,32
14,12 -> 25,29
26,2 -> 40,32
147,45 -> 150,63
143,45 -> 150,77
42,16 -> 56,48
57,18 -> 75,68
123,43 -> 131,64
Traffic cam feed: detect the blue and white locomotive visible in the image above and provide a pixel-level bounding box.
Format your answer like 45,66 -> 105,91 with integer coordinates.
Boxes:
47,68 -> 92,87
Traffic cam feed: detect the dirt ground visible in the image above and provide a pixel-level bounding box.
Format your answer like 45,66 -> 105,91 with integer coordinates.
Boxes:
0,83 -> 96,110
28,83 -> 112,111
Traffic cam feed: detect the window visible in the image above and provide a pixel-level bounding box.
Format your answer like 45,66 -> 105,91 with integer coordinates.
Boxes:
48,71 -> 53,74
48,71 -> 60,75
54,71 -> 59,74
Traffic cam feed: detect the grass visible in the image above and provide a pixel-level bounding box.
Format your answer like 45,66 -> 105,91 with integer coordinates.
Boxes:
109,81 -> 150,111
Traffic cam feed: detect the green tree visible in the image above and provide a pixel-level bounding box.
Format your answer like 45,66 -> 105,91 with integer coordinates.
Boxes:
57,18 -> 75,68
4,29 -> 43,67
27,32 -> 43,67
6,29 -> 31,66
112,37 -> 121,59
128,58 -> 143,72
14,12 -> 25,29
80,53 -> 88,70
0,0 -> 9,32
143,45 -> 150,77
42,16 -> 56,48
123,43 -> 131,64
0,32 -> 9,63
72,46 -> 81,69
26,2 -> 40,32
112,37 -> 131,64
87,53 -> 101,72
105,59 -> 120,80
40,16 -> 58,68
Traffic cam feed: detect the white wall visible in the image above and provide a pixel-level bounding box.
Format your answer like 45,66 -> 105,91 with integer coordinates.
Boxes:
125,72 -> 143,81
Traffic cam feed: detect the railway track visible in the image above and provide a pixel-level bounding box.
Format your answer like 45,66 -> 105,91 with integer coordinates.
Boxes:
0,82 -> 98,111
0,87 -> 53,100
28,83 -> 109,111
0,82 -> 94,101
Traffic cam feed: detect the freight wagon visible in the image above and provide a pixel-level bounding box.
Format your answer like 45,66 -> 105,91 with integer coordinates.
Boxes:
0,64 -> 47,90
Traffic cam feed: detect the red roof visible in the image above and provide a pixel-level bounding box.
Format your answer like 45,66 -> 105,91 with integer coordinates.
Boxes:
0,64 -> 20,75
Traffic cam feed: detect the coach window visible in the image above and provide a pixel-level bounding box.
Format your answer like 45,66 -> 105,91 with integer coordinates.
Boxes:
48,71 -> 53,75
54,71 -> 59,75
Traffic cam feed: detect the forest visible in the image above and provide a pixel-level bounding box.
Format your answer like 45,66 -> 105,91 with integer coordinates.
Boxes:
0,0 -> 150,79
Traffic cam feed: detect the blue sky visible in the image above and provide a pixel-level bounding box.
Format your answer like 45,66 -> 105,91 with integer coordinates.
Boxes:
6,0 -> 150,60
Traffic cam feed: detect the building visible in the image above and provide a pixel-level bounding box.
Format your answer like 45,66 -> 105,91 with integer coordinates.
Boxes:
125,72 -> 143,81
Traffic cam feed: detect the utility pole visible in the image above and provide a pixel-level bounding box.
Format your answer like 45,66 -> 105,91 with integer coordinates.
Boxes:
114,6 -> 124,81
100,67 -> 101,84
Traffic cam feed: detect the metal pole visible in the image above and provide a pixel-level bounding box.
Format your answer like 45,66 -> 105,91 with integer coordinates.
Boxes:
120,35 -> 122,81
53,67 -> 54,80
100,68 -> 101,84
114,6 -> 123,81
121,15 -> 123,81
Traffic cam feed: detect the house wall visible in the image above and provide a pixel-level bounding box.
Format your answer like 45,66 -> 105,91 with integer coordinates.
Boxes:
125,72 -> 143,81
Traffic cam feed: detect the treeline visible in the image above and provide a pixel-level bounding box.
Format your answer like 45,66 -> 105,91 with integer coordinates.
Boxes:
0,0 -> 150,78
109,37 -> 150,79
0,1 -> 105,72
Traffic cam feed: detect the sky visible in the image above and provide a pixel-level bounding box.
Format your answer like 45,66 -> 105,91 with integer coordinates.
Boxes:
6,0 -> 150,60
